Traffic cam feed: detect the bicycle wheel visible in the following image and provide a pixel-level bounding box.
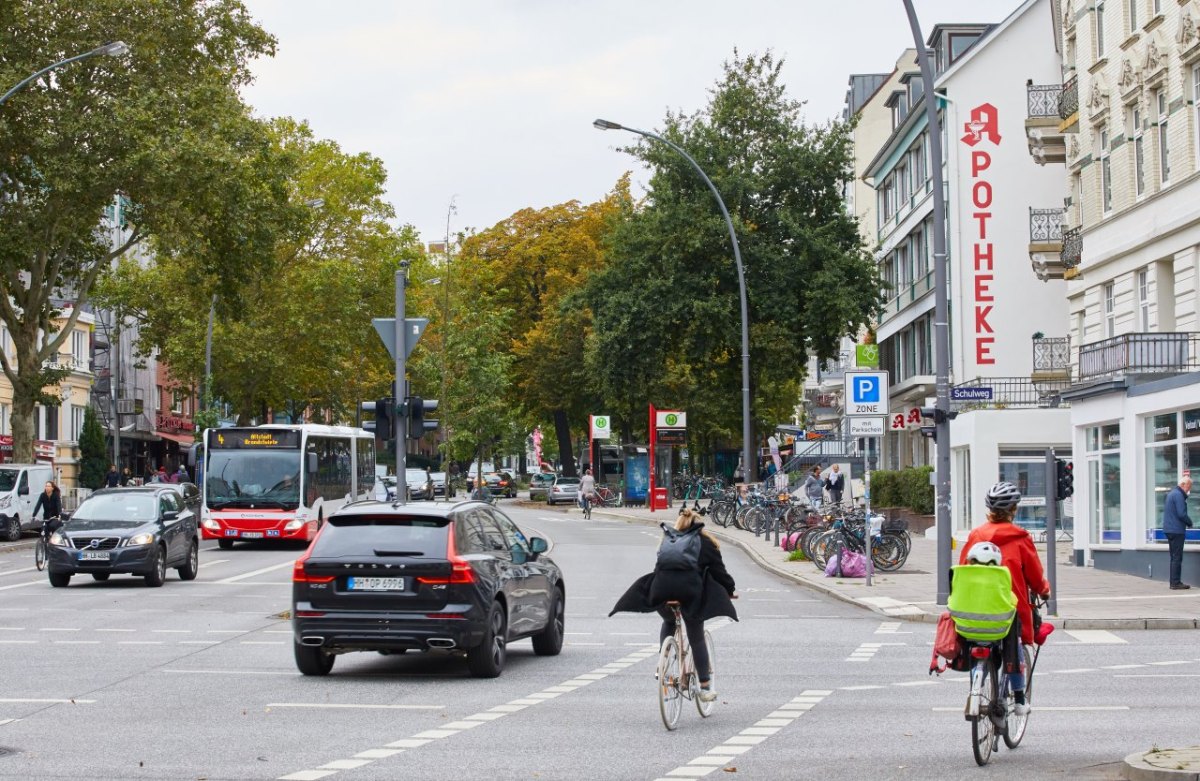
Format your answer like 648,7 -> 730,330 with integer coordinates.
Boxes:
34,538 -> 47,572
695,630 -> 716,718
657,636 -> 683,731
971,660 -> 997,766
743,507 -> 768,535
871,534 -> 906,572
1004,645 -> 1034,748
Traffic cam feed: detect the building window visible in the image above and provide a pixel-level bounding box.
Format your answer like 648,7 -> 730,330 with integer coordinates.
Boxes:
1086,424 -> 1122,544
1104,282 -> 1116,337
1099,126 -> 1113,213
1193,65 -> 1200,163
0,403 -> 7,436
70,405 -> 84,441
1127,0 -> 1137,32
896,162 -> 909,204
1138,269 -> 1150,330
172,390 -> 183,414
1096,0 -> 1107,58
1145,410 -> 1200,541
70,330 -> 87,369
1130,105 -> 1145,196
1152,0 -> 1161,15
1155,89 -> 1170,184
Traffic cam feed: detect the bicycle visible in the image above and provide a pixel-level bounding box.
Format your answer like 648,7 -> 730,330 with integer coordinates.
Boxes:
963,595 -> 1052,766
656,601 -> 716,730
594,484 -> 623,508
34,516 -> 62,572
579,492 -> 593,520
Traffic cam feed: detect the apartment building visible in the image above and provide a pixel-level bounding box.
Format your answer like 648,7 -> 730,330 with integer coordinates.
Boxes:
1027,0 -> 1200,578
863,0 -> 1073,532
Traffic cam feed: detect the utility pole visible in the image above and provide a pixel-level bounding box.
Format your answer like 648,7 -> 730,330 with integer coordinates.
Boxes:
395,262 -> 409,503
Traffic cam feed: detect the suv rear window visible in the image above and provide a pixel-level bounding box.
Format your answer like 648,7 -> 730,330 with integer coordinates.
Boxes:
313,515 -> 450,557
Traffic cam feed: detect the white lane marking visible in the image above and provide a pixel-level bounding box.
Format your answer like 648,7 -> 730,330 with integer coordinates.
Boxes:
215,560 -> 294,584
152,629 -> 192,634
163,669 -> 293,676
652,691 -> 833,780
39,627 -> 81,632
875,621 -> 910,634
1102,664 -> 1145,670
179,641 -> 220,645
206,630 -> 246,634
932,706 -> 1130,712
0,567 -> 38,578
118,641 -> 163,646
198,559 -> 230,568
846,641 -> 904,662
1148,660 -> 1193,666
354,749 -> 404,759
1064,629 -> 1127,644
0,627 -> 25,631
52,640 -> 100,645
95,628 -> 137,633
0,581 -> 42,591
1050,668 -> 1097,674
0,640 -> 35,645
840,685 -> 884,691
0,719 -> 18,726
0,698 -> 95,704
1118,674 -> 1200,678
266,704 -> 444,711
273,644 -> 664,781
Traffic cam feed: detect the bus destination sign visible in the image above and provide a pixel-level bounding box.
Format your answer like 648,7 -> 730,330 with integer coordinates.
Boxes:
210,430 -> 302,449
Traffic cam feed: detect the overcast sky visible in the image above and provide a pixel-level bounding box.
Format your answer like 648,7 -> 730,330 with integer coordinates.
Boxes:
240,0 -> 1013,244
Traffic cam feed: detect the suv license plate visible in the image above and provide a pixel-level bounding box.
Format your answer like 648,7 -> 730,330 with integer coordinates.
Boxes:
80,551 -> 110,561
240,532 -> 264,539
348,577 -> 405,591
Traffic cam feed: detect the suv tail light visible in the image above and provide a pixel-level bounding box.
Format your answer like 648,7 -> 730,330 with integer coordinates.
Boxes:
293,542 -> 334,584
417,523 -> 476,585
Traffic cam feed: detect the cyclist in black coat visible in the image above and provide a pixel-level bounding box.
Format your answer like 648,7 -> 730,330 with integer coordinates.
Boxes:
611,508 -> 737,700
33,481 -> 63,536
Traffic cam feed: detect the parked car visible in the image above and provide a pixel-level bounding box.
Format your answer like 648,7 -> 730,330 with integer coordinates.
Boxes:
547,476 -> 580,506
0,463 -> 55,541
406,469 -> 433,501
44,487 -> 199,587
484,471 -> 517,499
291,499 -> 564,678
430,472 -> 447,498
528,472 -> 555,502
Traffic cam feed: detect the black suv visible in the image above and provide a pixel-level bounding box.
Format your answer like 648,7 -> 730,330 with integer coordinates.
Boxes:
46,487 -> 199,587
292,500 -> 564,678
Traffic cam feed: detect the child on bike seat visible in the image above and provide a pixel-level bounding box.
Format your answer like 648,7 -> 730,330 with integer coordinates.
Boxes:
951,481 -> 1051,716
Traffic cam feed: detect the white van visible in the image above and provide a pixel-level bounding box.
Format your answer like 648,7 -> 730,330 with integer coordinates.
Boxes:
0,464 -> 55,541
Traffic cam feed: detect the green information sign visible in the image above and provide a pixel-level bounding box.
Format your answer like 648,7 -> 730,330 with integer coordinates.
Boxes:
855,344 -> 880,368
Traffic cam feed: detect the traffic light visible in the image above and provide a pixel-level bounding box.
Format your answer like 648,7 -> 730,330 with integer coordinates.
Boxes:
1055,459 -> 1074,500
917,407 -> 958,440
406,396 -> 439,440
360,397 -> 394,442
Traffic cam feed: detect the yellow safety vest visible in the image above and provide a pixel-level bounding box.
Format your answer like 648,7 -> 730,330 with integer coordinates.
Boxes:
947,564 -> 1017,642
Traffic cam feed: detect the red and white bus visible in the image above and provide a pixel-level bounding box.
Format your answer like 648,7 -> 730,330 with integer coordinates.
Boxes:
197,425 -> 376,549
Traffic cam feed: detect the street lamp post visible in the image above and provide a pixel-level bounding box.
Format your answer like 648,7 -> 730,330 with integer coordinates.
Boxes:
593,118 -> 754,486
1,41 -> 129,107
900,1 -> 953,604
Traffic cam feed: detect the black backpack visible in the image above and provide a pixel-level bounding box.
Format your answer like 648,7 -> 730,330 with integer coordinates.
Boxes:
656,523 -> 702,572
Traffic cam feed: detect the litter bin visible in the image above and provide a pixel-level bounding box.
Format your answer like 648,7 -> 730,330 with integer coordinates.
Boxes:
652,486 -> 669,511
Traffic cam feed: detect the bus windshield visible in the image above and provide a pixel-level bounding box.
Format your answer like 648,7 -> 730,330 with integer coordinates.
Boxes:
205,449 -> 302,510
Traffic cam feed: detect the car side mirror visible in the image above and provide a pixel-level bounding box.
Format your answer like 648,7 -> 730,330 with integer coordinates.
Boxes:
529,537 -> 548,555
510,543 -> 528,565
162,510 -> 179,521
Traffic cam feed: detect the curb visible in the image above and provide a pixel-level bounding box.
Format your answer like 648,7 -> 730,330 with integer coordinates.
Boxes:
586,507 -> 1200,631
1123,749 -> 1200,781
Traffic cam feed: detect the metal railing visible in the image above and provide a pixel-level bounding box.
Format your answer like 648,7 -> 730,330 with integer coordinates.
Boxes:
1027,84 -> 1063,118
951,377 -> 1072,409
879,269 -> 935,321
1029,207 -> 1064,243
1059,75 -> 1079,120
1061,225 -> 1082,268
1078,332 -> 1199,381
1032,336 -> 1071,371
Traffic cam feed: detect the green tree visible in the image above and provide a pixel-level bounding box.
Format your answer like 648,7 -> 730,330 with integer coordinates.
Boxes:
586,51 -> 883,455
0,0 -> 282,461
96,119 -> 421,423
77,406 -> 108,490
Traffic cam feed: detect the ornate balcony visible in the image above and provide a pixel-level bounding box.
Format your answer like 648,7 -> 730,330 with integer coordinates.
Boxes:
1061,226 -> 1082,279
1028,208 -> 1065,281
1025,84 -> 1066,164
1058,74 -> 1079,130
1032,336 -> 1071,382
1077,333 -> 1199,382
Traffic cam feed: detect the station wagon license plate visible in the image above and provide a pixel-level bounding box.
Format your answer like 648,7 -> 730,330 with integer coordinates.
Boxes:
348,577 -> 405,592
240,532 -> 264,539
79,551 -> 110,561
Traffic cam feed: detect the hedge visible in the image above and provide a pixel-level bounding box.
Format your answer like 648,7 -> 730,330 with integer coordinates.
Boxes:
869,466 -> 934,514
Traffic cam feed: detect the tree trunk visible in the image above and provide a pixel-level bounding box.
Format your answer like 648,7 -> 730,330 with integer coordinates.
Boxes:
10,381 -> 37,465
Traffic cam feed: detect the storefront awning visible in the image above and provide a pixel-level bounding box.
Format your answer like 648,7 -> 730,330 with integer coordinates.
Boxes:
156,430 -> 197,447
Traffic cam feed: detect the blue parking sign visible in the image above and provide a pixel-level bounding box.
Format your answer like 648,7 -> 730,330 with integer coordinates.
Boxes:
852,376 -> 880,403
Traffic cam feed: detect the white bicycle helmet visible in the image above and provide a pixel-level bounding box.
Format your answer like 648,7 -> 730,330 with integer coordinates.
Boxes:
966,541 -> 1003,566
984,481 -> 1022,512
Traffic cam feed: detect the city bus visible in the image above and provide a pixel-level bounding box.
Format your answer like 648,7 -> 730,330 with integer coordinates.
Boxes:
195,425 -> 376,549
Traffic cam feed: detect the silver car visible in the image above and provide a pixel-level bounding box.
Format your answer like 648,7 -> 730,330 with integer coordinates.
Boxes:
547,476 -> 580,506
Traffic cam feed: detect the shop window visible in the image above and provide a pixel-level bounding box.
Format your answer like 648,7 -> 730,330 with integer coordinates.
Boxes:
1086,424 -> 1122,543
1144,409 -> 1200,541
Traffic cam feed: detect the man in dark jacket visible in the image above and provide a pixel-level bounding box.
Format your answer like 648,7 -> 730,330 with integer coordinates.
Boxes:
1162,475 -> 1193,590
611,509 -> 737,701
106,464 -> 119,488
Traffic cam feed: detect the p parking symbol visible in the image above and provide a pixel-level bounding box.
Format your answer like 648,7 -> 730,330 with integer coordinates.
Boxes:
853,376 -> 880,403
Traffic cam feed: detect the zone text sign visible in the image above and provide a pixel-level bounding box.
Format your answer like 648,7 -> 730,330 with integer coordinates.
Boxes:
844,371 -> 889,417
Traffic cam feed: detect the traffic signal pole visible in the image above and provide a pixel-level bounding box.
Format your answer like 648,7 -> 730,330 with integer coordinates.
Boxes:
395,263 -> 408,505
1045,448 -> 1058,616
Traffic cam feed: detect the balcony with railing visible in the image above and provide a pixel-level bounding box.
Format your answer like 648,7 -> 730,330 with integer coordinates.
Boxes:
951,376 -> 1072,411
1059,74 -> 1079,128
1032,336 -> 1071,382
1061,225 -> 1082,279
878,269 -> 935,323
1028,207 -> 1066,281
1025,84 -> 1066,164
1077,332 -> 1199,383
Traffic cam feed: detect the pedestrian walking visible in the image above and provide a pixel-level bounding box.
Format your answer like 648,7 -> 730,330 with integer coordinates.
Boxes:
105,463 -> 119,488
120,467 -> 132,487
825,464 -> 845,505
1162,475 -> 1193,590
172,465 -> 187,484
803,465 -> 824,508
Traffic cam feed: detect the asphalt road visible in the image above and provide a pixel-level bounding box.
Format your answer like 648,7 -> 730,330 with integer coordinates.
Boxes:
0,501 -> 1196,780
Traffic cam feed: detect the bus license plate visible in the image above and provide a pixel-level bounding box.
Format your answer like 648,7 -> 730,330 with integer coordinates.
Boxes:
240,532 -> 264,539
348,577 -> 405,592
80,551 -> 110,561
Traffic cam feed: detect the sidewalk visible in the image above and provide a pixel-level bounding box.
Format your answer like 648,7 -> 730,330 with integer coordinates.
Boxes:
586,504 -> 1200,630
